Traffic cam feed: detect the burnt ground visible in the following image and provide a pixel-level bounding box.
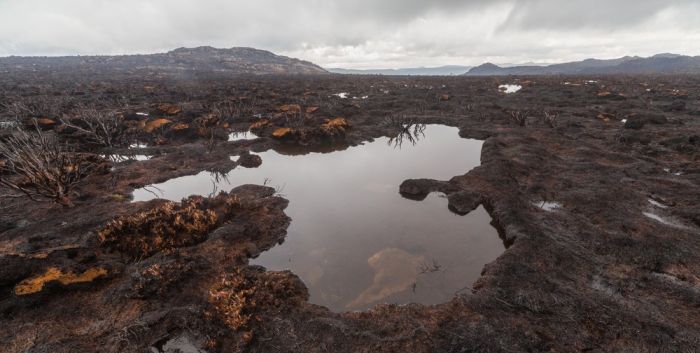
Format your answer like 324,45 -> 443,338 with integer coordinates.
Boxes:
0,73 -> 699,352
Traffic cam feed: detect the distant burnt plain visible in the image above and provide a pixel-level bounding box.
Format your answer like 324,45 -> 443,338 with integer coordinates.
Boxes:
1,67 -> 699,352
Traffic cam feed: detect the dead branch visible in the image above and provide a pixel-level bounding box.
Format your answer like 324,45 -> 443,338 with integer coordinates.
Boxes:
510,110 -> 529,127
543,110 -> 558,128
383,114 -> 426,148
60,104 -> 125,147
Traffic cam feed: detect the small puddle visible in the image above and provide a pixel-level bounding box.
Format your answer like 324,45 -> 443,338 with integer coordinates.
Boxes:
333,92 -> 349,99
498,84 -> 522,94
133,125 -> 505,311
101,154 -> 152,163
228,131 -> 259,142
643,212 -> 687,230
532,201 -> 561,212
129,142 -> 149,149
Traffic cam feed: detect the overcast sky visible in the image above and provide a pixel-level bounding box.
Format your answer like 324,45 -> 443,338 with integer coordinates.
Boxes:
1,0 -> 699,69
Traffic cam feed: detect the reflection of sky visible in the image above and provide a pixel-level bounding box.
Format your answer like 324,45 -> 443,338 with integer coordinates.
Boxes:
133,125 -> 504,311
228,131 -> 259,142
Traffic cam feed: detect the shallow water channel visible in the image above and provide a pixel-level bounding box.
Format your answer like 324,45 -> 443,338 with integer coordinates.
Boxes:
133,125 -> 505,311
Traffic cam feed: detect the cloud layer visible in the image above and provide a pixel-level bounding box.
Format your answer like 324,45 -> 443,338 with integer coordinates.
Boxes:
1,0 -> 699,68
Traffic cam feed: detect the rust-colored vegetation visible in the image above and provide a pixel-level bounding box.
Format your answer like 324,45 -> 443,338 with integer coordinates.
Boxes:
98,193 -> 239,259
208,267 -> 307,347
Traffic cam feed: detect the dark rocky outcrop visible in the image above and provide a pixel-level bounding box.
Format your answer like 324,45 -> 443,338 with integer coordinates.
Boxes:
0,46 -> 328,76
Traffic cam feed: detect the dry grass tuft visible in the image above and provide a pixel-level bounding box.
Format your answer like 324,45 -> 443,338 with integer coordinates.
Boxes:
208,267 -> 307,349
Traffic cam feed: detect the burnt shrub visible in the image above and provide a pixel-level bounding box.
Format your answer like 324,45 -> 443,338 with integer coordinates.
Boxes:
98,193 -> 239,259
0,126 -> 104,206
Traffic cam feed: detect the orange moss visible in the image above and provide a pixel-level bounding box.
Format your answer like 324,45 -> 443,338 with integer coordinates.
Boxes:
144,118 -> 172,133
249,119 -> 269,130
277,104 -> 301,113
319,118 -> 350,136
156,103 -> 182,115
272,127 -> 293,139
208,268 -> 307,348
35,118 -> 57,126
99,194 -> 238,259
322,117 -> 349,128
171,122 -> 189,131
14,267 -> 108,295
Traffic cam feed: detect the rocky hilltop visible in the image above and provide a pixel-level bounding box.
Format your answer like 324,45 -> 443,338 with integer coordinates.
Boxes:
0,46 -> 328,75
466,53 -> 700,76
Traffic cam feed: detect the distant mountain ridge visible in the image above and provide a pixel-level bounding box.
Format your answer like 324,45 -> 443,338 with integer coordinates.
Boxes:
0,46 -> 328,75
328,65 -> 472,76
466,53 -> 700,76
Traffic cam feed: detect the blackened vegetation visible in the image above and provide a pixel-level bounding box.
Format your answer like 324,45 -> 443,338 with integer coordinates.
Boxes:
0,74 -> 699,353
509,110 -> 528,127
59,105 -> 126,147
383,114 -> 427,148
0,126 -> 104,206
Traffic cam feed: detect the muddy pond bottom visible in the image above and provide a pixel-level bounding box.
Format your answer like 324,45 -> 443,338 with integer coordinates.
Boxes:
133,125 -> 505,311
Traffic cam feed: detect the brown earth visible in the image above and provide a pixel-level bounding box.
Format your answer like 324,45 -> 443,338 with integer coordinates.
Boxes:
0,73 -> 699,352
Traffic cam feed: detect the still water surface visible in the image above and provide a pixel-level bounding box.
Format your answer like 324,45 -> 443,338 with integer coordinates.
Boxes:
133,125 -> 504,311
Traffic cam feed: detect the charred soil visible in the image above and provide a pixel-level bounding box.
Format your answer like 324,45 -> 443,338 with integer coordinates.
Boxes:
1,73 -> 699,352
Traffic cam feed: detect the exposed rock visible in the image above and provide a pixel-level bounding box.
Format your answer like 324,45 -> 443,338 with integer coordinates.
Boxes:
663,100 -> 686,112
399,179 -> 458,201
447,190 -> 484,215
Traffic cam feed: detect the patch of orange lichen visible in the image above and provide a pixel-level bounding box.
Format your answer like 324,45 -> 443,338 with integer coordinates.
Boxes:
14,267 -> 108,295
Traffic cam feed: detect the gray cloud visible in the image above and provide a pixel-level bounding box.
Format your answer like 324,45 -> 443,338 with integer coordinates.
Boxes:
0,0 -> 699,68
501,0 -> 696,31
